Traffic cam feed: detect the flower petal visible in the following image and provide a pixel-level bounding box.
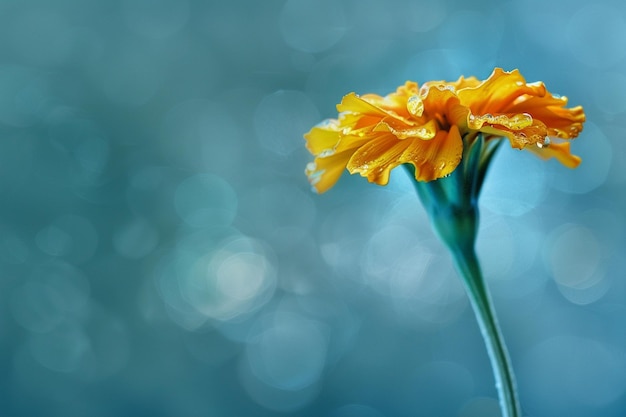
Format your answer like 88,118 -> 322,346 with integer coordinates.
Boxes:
458,68 -> 547,114
337,92 -> 389,116
410,125 -> 463,181
306,149 -> 355,193
362,81 -> 420,118
337,93 -> 416,129
507,98 -> 585,139
304,120 -> 341,154
346,125 -> 463,184
373,118 -> 438,140
525,141 -> 581,168
421,84 -> 468,127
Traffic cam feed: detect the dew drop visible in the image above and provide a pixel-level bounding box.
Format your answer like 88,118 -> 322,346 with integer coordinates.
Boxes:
496,115 -> 509,124
407,127 -> 434,140
508,113 -> 533,129
407,95 -> 424,117
536,137 -> 551,148
318,148 -> 335,157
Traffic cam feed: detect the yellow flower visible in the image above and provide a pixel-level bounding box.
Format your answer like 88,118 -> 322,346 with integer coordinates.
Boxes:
304,68 -> 585,193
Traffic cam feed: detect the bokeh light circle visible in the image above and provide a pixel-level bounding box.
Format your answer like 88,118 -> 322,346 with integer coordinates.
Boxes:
480,145 -> 548,216
174,173 -> 238,228
545,223 -> 608,305
280,0 -> 347,53
113,217 -> 160,259
35,215 -> 99,263
245,311 -> 328,391
568,4 -> 626,69
592,71 -> 626,115
122,0 -> 189,39
547,122 -> 611,194
522,335 -> 626,414
254,90 -> 319,156
156,233 -> 277,327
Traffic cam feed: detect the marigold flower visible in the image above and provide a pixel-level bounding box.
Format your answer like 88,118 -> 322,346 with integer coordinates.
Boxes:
304,68 -> 585,193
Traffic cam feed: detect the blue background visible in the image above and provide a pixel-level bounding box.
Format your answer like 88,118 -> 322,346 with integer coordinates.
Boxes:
0,0 -> 625,416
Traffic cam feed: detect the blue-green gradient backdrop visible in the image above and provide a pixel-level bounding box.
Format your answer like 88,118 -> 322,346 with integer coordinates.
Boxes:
1,0 -> 625,416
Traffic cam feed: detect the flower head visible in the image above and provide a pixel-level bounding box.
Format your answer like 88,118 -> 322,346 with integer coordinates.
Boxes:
304,68 -> 585,193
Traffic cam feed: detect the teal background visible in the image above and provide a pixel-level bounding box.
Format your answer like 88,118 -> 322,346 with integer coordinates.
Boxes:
1,0 -> 625,416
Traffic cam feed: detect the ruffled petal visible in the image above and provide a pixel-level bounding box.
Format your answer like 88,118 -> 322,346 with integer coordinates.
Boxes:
304,120 -> 341,155
361,81 -> 419,118
507,98 -> 585,139
525,141 -> 581,168
337,92 -> 390,116
306,149 -> 354,193
458,68 -> 547,114
346,125 -> 463,184
421,84 -> 468,127
411,124 -> 463,181
450,75 -> 481,90
373,118 -> 438,140
337,93 -> 416,130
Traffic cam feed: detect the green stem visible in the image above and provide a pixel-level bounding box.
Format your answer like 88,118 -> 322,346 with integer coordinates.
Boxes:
450,246 -> 521,417
405,135 -> 520,416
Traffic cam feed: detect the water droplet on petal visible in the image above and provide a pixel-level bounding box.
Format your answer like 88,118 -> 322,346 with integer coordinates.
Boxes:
508,113 -> 533,129
377,120 -> 436,140
399,124 -> 436,140
407,95 -> 424,117
536,137 -> 551,148
468,112 -> 533,131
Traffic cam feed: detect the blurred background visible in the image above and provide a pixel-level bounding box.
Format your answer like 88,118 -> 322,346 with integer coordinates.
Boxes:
0,0 -> 625,416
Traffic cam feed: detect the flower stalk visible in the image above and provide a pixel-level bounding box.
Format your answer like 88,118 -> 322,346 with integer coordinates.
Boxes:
406,134 -> 521,417
450,245 -> 521,417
